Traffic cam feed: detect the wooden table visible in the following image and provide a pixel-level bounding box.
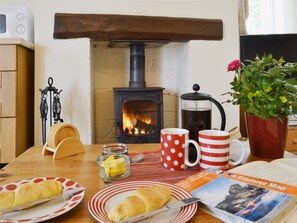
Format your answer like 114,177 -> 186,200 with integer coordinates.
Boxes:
0,143 -> 295,223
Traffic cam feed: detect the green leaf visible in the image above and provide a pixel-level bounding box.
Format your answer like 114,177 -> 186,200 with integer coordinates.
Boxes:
279,96 -> 288,103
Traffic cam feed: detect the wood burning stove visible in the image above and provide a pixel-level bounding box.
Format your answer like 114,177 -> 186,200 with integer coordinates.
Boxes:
114,87 -> 164,143
114,42 -> 164,143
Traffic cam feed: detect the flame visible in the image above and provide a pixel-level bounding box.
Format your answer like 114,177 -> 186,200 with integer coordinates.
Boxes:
122,110 -> 153,135
123,112 -> 134,130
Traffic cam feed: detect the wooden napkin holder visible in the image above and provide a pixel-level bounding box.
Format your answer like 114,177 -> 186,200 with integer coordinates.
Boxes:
42,123 -> 85,159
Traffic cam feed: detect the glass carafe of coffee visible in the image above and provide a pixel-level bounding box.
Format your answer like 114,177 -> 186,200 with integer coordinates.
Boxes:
181,84 -> 226,161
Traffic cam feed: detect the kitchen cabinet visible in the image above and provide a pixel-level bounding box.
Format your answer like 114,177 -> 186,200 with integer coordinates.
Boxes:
0,38 -> 34,164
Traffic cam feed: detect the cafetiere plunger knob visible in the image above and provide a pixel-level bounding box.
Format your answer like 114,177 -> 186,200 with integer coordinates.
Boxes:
193,84 -> 200,92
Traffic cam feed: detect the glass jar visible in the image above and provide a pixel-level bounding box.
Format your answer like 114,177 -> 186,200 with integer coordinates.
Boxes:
97,143 -> 130,181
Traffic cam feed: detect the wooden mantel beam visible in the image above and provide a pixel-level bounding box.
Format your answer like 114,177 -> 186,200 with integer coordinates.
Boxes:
53,13 -> 223,42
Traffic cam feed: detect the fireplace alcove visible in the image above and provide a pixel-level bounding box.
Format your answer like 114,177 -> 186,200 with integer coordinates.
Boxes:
53,13 -> 223,143
113,41 -> 165,143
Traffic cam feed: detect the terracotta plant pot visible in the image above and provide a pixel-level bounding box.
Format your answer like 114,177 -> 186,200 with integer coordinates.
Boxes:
245,113 -> 288,159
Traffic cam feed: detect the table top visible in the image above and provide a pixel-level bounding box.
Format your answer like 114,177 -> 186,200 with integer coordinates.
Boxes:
0,38 -> 35,50
0,143 -> 295,223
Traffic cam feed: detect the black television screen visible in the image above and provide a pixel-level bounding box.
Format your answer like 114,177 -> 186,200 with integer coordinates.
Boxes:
240,34 -> 297,78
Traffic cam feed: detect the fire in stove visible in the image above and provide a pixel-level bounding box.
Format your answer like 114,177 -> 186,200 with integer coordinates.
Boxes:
122,100 -> 157,135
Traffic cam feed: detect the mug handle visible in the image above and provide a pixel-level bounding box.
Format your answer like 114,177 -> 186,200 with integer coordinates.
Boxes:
229,139 -> 245,166
184,139 -> 201,166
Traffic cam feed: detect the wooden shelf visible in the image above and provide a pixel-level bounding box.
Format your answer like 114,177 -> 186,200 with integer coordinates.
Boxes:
53,13 -> 223,42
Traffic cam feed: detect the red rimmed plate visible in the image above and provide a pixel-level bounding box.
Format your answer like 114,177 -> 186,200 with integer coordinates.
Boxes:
88,181 -> 197,223
0,177 -> 84,223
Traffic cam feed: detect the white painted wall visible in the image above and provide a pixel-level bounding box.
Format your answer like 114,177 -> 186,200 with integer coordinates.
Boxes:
0,0 -> 240,145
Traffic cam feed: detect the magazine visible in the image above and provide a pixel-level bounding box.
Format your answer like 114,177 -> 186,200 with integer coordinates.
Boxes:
229,158 -> 297,223
228,158 -> 297,186
176,159 -> 297,223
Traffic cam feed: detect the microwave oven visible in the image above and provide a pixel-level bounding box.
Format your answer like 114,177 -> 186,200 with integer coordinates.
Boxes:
0,6 -> 34,43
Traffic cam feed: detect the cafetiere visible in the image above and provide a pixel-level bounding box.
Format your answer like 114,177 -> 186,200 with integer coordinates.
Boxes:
180,84 -> 226,161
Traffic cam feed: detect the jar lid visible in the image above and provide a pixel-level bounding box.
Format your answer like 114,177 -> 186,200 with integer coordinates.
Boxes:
102,143 -> 128,155
180,84 -> 211,101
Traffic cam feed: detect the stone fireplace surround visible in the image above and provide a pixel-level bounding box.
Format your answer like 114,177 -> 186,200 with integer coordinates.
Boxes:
93,41 -> 182,143
54,13 -> 224,144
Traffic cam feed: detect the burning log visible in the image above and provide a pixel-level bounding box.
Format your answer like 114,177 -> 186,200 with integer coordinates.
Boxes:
133,119 -> 156,134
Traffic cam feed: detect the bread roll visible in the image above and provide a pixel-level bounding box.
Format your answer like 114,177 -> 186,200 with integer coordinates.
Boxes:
0,180 -> 63,212
0,191 -> 15,211
38,180 -> 63,198
108,185 -> 171,222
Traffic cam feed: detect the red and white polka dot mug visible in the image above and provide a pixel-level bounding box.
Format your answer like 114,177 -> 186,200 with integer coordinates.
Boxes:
160,128 -> 201,170
198,130 -> 245,170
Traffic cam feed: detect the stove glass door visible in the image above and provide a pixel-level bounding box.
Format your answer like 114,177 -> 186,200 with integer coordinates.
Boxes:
122,99 -> 157,135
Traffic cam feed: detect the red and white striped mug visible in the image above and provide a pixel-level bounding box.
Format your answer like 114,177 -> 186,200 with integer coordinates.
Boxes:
198,130 -> 245,170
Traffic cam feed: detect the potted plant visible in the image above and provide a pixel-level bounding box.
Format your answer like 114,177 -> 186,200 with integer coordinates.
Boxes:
224,53 -> 297,158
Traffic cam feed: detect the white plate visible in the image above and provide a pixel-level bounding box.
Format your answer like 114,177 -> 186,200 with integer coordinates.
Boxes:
88,181 -> 197,223
0,177 -> 85,223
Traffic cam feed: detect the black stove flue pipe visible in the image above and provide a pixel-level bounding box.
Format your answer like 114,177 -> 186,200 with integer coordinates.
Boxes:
129,43 -> 146,88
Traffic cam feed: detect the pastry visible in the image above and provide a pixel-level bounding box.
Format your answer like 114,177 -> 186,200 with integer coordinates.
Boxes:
0,191 -> 15,211
0,180 -> 63,211
108,185 -> 171,222
38,180 -> 64,198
